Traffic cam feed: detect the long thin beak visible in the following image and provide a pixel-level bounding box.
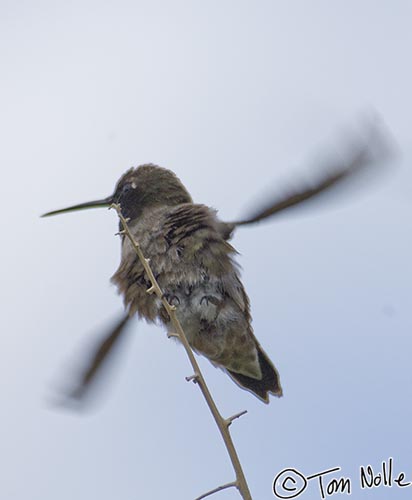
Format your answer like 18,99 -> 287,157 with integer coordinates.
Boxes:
41,196 -> 113,217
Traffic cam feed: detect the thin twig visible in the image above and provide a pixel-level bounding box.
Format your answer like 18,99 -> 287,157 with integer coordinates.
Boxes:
112,203 -> 252,500
195,481 -> 237,500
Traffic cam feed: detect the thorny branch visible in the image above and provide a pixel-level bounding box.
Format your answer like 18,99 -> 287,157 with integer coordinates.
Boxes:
112,203 -> 252,500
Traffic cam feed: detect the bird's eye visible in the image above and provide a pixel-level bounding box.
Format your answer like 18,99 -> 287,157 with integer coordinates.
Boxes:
121,183 -> 133,195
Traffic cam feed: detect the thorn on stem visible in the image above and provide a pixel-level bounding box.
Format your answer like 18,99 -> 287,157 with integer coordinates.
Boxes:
225,410 -> 248,427
146,285 -> 156,295
185,374 -> 200,384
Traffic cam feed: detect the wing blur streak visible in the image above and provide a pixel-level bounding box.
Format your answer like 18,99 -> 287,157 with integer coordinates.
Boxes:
68,314 -> 132,401
223,119 -> 394,237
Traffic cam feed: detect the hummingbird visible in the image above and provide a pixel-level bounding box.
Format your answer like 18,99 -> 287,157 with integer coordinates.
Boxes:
42,123 -> 391,403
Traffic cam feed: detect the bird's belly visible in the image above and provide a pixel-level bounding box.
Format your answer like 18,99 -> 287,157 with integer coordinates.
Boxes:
166,285 -> 223,347
161,283 -> 245,363
112,247 -> 261,379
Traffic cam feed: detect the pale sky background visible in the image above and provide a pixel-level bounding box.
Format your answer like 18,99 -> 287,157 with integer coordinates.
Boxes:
1,1 -> 411,499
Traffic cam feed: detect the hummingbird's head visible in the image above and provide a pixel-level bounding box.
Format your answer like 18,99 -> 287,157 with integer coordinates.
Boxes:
42,164 -> 193,219
112,164 -> 193,220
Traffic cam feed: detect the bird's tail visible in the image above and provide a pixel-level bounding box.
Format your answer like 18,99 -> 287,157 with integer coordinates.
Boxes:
227,344 -> 282,403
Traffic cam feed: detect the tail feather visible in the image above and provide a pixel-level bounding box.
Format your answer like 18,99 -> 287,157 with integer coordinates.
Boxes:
227,346 -> 282,403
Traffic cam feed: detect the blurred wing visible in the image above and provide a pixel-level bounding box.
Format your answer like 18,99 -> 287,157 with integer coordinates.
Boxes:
235,152 -> 365,226
68,313 -> 132,400
224,120 -> 394,235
